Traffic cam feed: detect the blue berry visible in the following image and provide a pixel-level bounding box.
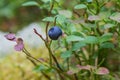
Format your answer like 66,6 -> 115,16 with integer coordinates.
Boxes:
48,26 -> 62,40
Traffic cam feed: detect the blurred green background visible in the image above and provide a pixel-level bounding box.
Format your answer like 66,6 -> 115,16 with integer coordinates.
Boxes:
0,0 -> 77,32
0,0 -> 42,32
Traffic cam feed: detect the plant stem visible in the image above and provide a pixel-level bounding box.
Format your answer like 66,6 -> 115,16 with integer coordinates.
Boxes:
95,56 -> 98,68
22,48 -> 49,67
41,71 -> 51,80
45,43 -> 63,71
27,56 -> 37,66
67,58 -> 69,70
45,1 -> 54,41
45,22 -> 50,41
58,73 -> 65,80
22,48 -> 51,80
95,0 -> 100,14
74,52 -> 81,65
90,70 -> 95,80
34,28 -> 45,41
87,5 -> 96,15
74,73 -> 78,80
54,17 -> 57,26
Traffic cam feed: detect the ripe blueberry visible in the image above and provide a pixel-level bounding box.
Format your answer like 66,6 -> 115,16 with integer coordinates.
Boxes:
48,26 -> 62,40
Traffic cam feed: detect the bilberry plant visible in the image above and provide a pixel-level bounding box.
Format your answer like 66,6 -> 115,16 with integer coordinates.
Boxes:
4,0 -> 120,80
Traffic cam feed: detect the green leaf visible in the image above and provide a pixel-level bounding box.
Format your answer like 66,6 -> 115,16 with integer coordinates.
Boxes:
72,42 -> 86,51
88,15 -> 101,21
74,4 -> 87,9
87,0 -> 93,2
66,22 -> 76,33
61,50 -> 72,59
99,11 -> 111,19
41,0 -> 51,3
100,42 -> 114,49
99,33 -> 113,43
104,23 -> 115,29
33,65 -> 47,72
33,64 -> 53,72
66,35 -> 84,42
58,10 -> 72,18
84,36 -> 98,44
42,17 -> 55,22
72,32 -> 85,37
22,1 -> 39,6
110,12 -> 120,23
56,15 -> 67,24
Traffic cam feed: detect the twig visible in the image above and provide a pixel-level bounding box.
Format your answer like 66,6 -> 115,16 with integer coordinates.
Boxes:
22,48 -> 49,67
54,17 -> 57,26
74,73 -> 78,80
46,44 -> 63,71
45,1 -> 54,41
33,28 -> 45,41
45,22 -> 50,41
95,0 -> 100,14
73,10 -> 80,17
27,56 -> 37,66
41,71 -> 51,80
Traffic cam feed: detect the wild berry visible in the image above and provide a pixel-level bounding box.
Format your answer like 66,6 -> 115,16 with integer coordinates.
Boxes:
48,26 -> 62,40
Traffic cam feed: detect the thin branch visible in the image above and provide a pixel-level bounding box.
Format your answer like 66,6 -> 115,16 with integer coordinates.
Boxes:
46,44 -> 63,71
95,0 -> 100,14
73,10 -> 80,17
74,73 -> 78,80
45,1 -> 54,41
33,28 -> 45,41
41,71 -> 51,80
22,49 -> 49,67
54,17 -> 57,26
51,54 -> 63,71
45,22 -> 50,41
27,56 -> 37,66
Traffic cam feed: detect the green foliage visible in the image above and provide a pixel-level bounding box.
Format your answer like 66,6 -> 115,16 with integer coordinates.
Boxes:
84,36 -> 98,44
19,0 -> 120,79
34,64 -> 53,73
56,15 -> 67,25
100,42 -> 114,49
22,1 -> 39,7
61,50 -> 72,59
0,0 -> 26,18
74,4 -> 87,9
72,42 -> 86,51
99,33 -> 113,43
2,0 -> 120,80
34,65 -> 47,72
66,35 -> 84,42
42,17 -> 55,22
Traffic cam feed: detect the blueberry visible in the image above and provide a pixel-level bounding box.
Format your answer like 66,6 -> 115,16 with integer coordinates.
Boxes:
48,26 -> 62,40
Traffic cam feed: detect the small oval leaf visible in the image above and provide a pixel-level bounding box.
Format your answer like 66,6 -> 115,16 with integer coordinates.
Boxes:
74,4 -> 87,9
84,36 -> 98,44
100,42 -> 114,49
22,1 -> 39,6
66,35 -> 84,42
61,50 -> 72,59
72,42 -> 86,51
42,17 -> 55,22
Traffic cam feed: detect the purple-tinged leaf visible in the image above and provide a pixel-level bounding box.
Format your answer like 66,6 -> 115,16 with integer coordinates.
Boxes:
4,33 -> 16,41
